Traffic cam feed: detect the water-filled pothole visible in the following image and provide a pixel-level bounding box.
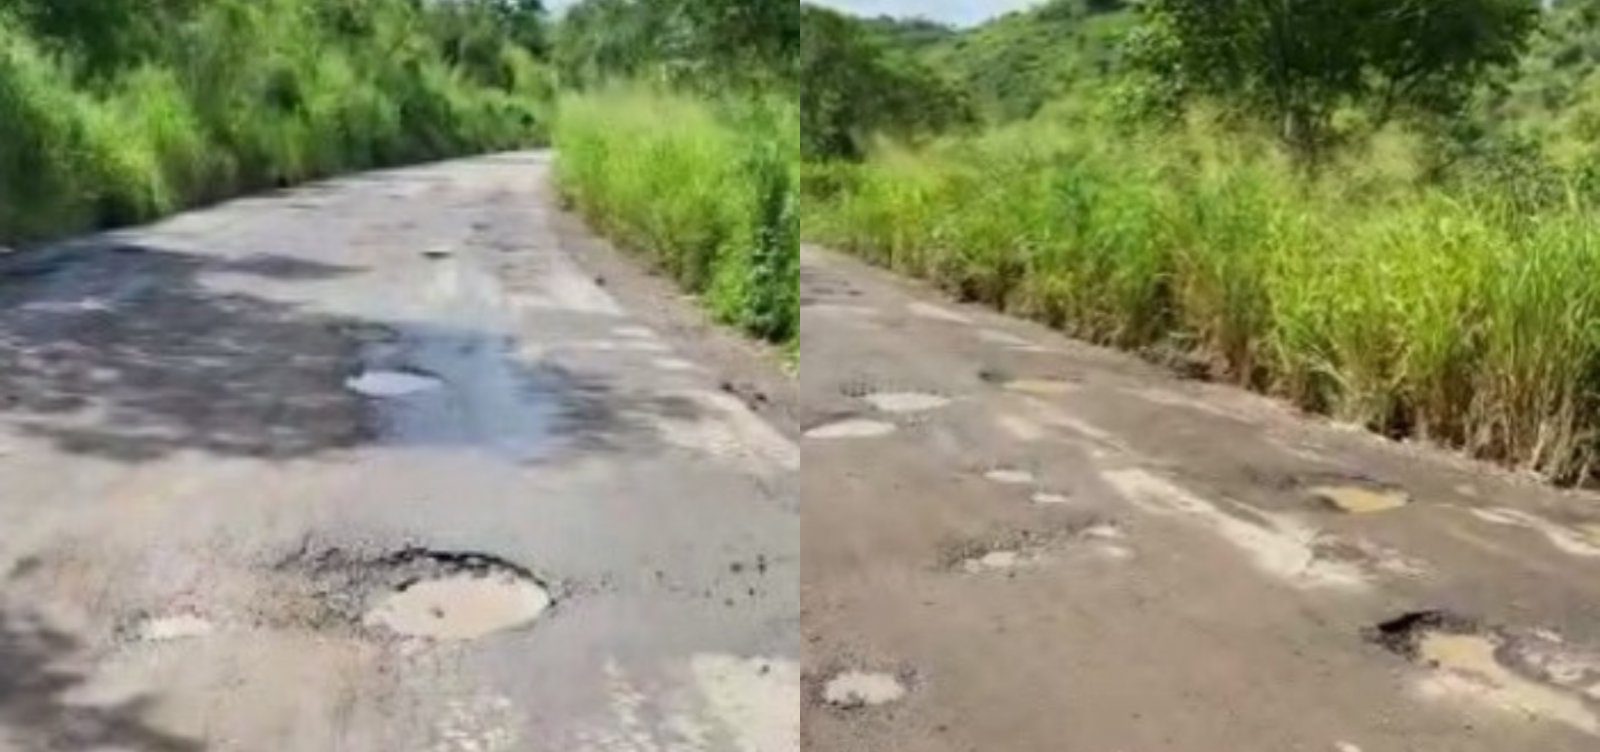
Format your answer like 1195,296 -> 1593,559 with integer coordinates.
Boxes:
345,369 -> 443,397
1313,484 -> 1410,514
1367,610 -> 1600,735
365,570 -> 550,640
284,547 -> 554,641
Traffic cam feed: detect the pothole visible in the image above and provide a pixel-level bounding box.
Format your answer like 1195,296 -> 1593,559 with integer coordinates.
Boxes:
1367,611 -> 1600,735
805,418 -> 896,439
365,571 -> 550,641
345,369 -> 443,398
821,671 -> 906,709
285,547 -> 554,641
941,519 -> 1118,573
862,392 -> 950,413
1313,485 -> 1410,514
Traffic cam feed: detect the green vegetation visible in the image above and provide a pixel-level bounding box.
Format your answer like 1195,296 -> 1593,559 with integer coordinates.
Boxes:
554,89 -> 798,343
801,5 -> 970,160
550,0 -> 799,346
0,0 -> 552,246
805,0 -> 1600,481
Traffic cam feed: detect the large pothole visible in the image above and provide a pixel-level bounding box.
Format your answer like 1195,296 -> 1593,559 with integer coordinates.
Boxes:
1367,610 -> 1600,735
286,547 -> 554,641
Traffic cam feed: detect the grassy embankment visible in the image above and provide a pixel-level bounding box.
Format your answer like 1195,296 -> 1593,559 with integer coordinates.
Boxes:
0,0 -> 550,246
553,89 -> 800,347
806,106 -> 1600,481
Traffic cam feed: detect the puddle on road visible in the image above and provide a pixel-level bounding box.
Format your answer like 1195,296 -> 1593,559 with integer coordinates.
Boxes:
1032,491 -> 1072,505
346,327 -> 572,458
364,570 -> 550,641
862,392 -> 950,413
821,671 -> 906,709
345,369 -> 444,397
1369,611 -> 1600,735
805,419 -> 896,439
1313,485 -> 1410,514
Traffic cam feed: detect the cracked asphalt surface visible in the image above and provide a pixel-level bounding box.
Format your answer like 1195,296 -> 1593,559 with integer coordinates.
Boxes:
0,153 -> 798,752
801,246 -> 1600,752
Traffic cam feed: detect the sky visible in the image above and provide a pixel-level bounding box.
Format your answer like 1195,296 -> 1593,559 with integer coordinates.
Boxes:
807,0 -> 1044,27
545,1 -> 1045,28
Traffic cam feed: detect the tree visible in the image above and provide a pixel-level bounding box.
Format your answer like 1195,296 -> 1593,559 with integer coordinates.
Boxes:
0,0 -> 201,74
801,6 -> 970,160
553,0 -> 795,90
1133,0 -> 1539,159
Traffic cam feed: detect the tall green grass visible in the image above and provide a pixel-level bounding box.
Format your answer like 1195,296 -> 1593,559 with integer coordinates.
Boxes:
806,109 -> 1600,481
554,88 -> 799,344
0,0 -> 550,246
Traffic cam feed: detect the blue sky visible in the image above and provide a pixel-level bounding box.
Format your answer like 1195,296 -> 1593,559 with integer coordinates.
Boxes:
546,1 -> 1044,28
808,0 -> 1044,27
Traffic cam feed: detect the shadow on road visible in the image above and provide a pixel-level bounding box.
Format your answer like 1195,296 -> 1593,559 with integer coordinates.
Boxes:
0,240 -> 703,463
0,610 -> 204,751
0,244 -> 371,461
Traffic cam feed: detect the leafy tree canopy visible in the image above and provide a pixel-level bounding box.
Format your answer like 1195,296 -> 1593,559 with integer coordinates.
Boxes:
1130,0 -> 1540,158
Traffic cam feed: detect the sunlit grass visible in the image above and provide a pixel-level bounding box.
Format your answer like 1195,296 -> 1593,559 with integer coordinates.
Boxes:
0,0 -> 549,246
806,110 -> 1600,480
554,87 -> 799,343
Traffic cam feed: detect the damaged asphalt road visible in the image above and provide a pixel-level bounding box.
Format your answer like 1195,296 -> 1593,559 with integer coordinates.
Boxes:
0,153 -> 798,752
801,246 -> 1600,752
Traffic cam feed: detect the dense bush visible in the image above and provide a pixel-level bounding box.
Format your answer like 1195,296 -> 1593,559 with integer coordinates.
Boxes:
554,88 -> 798,344
0,0 -> 551,246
